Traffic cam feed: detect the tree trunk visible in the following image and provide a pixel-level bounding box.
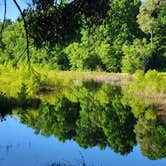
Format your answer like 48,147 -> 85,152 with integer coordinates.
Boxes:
150,30 -> 153,47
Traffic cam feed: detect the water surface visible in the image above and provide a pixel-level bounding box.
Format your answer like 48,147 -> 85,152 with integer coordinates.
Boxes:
0,82 -> 166,166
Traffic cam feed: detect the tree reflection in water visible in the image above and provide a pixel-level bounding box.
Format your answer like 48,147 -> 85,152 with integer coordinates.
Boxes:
0,81 -> 166,160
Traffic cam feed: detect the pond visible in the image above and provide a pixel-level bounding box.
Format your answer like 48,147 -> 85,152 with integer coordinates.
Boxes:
0,81 -> 166,166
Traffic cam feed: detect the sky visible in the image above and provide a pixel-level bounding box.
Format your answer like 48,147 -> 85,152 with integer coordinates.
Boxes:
0,0 -> 27,21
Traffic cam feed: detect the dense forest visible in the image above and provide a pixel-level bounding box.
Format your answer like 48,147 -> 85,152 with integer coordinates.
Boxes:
0,0 -> 165,73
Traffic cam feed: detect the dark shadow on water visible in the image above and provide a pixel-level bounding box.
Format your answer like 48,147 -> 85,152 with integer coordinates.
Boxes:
0,91 -> 41,121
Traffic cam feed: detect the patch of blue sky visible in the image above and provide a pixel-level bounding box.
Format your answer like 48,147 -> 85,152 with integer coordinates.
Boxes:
0,0 -> 27,21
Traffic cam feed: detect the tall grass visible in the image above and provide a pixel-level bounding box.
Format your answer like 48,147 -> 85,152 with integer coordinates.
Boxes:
0,65 -> 131,96
126,70 -> 166,104
0,65 -> 166,105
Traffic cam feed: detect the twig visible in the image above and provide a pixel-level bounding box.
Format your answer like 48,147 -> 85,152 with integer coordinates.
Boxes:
13,0 -> 31,69
0,0 -> 7,37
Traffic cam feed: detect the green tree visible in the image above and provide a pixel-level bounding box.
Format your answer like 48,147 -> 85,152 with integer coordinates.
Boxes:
101,95 -> 136,155
0,22 -> 26,66
137,0 -> 160,45
26,0 -> 110,47
149,0 -> 166,70
122,38 -> 155,73
0,21 -> 49,67
96,0 -> 142,72
135,117 -> 166,160
71,83 -> 136,154
64,23 -> 102,71
38,98 -> 80,141
137,0 -> 166,71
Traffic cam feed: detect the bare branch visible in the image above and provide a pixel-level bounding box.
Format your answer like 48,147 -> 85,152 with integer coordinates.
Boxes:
0,0 -> 7,37
13,0 -> 31,69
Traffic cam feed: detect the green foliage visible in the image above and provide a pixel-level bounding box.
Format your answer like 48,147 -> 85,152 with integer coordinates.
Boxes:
1,74 -> 165,159
122,38 -> 155,73
0,0 -> 165,72
17,83 -> 28,101
49,45 -> 70,70
129,70 -> 166,95
137,0 -> 160,35
135,117 -> 166,160
35,97 -> 80,141
66,84 -> 137,154
106,0 -> 141,70
0,21 -> 48,67
145,109 -> 157,120
137,0 -> 166,71
98,41 -> 118,72
0,92 -> 17,114
124,70 -> 166,119
26,0 -> 110,47
0,3 -> 166,161
0,21 -> 70,69
58,0 -> 142,72
0,22 -> 26,66
64,42 -> 87,70
64,25 -> 101,71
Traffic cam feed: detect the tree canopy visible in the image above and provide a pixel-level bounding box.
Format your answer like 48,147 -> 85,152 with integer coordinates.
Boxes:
0,0 -> 165,72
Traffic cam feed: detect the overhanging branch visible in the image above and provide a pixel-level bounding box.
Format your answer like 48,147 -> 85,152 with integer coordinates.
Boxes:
0,0 -> 7,38
13,0 -> 30,68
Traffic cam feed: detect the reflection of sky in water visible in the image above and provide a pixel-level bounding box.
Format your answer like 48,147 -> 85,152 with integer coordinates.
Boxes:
0,116 -> 165,166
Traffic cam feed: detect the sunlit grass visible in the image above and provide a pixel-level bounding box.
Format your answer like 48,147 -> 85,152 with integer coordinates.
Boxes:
0,65 -> 132,96
126,70 -> 166,105
0,65 -> 166,105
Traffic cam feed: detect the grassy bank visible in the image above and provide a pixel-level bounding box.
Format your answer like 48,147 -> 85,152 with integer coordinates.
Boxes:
0,65 -> 166,105
0,65 -> 131,96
